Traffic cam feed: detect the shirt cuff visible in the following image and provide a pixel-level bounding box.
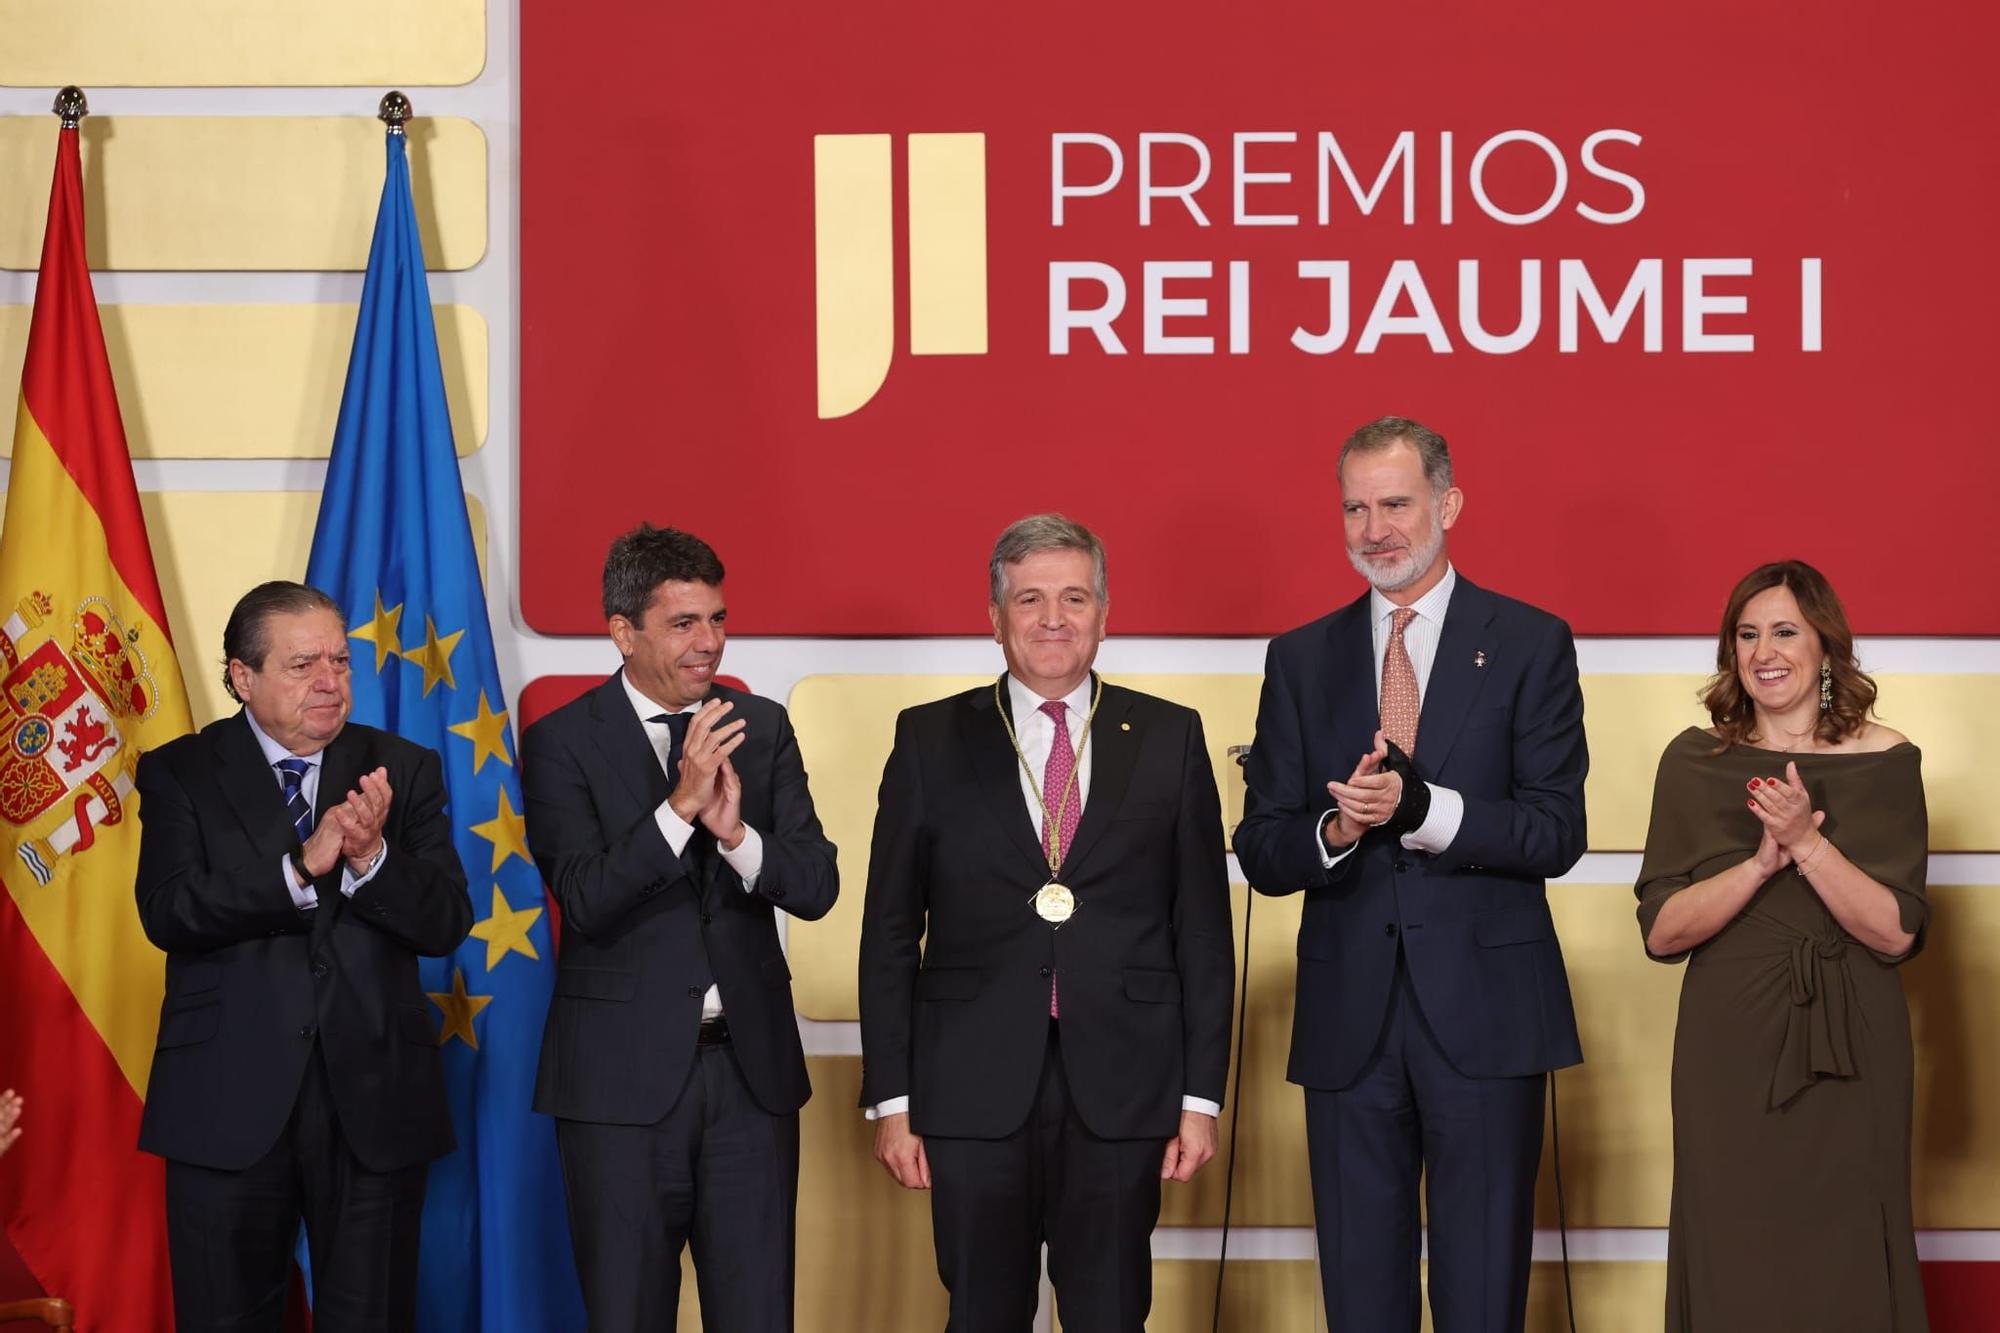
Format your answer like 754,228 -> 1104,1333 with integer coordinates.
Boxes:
654,801 -> 696,858
1316,809 -> 1360,869
720,823 -> 764,891
280,854 -> 319,911
1182,1096 -> 1221,1118
1400,783 -> 1464,854
339,842 -> 389,899
865,1096 -> 911,1121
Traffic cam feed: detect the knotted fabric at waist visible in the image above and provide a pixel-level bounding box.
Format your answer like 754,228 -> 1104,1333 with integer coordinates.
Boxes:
1771,929 -> 1856,1107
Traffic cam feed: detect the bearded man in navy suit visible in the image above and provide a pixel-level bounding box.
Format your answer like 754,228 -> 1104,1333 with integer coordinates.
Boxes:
1236,417 -> 1588,1333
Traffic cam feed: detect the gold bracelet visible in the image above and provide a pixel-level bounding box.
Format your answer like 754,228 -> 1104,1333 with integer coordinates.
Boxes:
1795,835 -> 1832,877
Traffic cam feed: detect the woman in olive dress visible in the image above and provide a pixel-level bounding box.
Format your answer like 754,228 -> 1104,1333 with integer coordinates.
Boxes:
1636,560 -> 1929,1332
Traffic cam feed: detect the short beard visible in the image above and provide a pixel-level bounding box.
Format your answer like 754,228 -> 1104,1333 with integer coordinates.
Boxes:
1347,511 -> 1446,593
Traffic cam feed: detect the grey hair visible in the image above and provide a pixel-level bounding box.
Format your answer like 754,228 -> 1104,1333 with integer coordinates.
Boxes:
988,513 -> 1108,605
1337,416 -> 1454,492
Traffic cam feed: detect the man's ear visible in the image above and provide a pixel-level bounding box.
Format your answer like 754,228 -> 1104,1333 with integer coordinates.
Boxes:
607,614 -> 635,656
1439,486 -> 1465,531
988,602 -> 1003,643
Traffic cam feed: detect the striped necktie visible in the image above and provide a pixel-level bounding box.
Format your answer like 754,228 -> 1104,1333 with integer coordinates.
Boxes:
276,757 -> 314,843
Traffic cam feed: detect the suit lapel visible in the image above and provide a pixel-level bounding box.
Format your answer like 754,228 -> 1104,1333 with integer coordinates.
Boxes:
960,679 -> 1055,883
1413,578 -> 1498,775
215,712 -> 298,860
1323,597 -> 1380,761
1058,681 -> 1134,879
593,671 -> 674,814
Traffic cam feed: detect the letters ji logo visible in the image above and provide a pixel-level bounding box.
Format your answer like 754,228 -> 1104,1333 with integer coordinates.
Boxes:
813,133 -> 988,418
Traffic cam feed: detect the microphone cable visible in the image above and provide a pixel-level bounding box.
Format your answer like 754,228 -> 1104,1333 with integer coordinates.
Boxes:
1548,1068 -> 1578,1333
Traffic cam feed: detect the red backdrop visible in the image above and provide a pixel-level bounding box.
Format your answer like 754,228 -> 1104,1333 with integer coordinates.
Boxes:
521,0 -> 2000,639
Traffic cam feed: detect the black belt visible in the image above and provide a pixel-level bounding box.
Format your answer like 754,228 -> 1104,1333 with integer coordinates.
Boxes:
696,1015 -> 730,1046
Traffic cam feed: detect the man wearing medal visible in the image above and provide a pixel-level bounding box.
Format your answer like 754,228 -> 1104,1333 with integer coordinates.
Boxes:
858,513 -> 1236,1332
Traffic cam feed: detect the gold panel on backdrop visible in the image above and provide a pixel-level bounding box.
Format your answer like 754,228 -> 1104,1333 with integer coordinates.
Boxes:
0,117 -> 486,271
0,492 -> 486,728
789,672 -> 1999,1021
0,304 -> 487,458
1579,673 -> 2000,851
0,0 -> 483,87
1147,1259 -> 1667,1333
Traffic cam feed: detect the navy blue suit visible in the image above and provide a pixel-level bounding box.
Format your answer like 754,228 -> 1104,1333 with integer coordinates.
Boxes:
1236,575 -> 1586,1332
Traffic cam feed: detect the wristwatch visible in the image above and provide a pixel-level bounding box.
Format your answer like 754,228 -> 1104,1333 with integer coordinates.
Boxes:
288,843 -> 314,885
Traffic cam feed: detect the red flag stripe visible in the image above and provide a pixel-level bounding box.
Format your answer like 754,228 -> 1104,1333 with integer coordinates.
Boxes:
16,128 -> 174,644
0,892 -> 172,1329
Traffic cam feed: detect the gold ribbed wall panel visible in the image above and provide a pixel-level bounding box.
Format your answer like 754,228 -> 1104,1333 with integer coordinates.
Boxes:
0,117 -> 487,271
0,0 -> 484,87
789,672 -> 2000,1022
1149,1259 -> 1668,1332
0,304 -> 487,457
0,492 -> 486,727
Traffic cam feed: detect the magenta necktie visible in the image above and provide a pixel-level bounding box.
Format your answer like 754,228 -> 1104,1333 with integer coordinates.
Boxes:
1041,700 -> 1081,1018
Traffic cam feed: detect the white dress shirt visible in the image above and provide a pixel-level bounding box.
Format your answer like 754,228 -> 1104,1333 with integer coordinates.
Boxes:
622,673 -> 765,1020
869,673 -> 1219,1122
1317,565 -> 1467,867
246,710 -> 388,909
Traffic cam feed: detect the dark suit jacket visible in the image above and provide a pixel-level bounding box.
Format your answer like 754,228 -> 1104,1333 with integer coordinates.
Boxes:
135,713 -> 472,1172
1235,576 -> 1587,1090
523,674 -> 836,1125
858,677 -> 1235,1141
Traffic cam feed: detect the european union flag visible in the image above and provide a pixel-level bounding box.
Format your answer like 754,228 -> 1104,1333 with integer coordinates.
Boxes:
306,120 -> 585,1333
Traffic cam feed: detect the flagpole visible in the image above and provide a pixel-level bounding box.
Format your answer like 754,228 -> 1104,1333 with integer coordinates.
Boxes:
53,85 -> 86,128
379,90 -> 411,135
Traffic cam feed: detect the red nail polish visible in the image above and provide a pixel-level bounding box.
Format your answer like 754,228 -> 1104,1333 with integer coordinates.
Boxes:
1748,778 -> 1760,789
1747,800 -> 1758,810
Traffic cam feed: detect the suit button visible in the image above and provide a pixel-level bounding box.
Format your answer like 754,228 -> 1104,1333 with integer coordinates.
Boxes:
1038,966 -> 1052,978
312,963 -> 329,978
768,888 -> 786,901
687,986 -> 703,999
299,1024 -> 316,1038
700,913 -> 713,926
1383,922 -> 1397,937
1394,859 -> 1410,873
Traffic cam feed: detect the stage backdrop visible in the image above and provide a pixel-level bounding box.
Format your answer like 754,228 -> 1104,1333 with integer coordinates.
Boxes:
520,0 -> 2000,638
3,0 -> 2000,1328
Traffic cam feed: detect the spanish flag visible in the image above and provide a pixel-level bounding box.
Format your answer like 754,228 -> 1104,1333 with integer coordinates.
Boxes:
0,96 -> 192,1331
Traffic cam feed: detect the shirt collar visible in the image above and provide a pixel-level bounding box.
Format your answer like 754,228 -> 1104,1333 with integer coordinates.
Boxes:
620,668 -> 702,724
1006,672 -> 1096,726
242,707 -> 319,769
1368,563 -> 1457,630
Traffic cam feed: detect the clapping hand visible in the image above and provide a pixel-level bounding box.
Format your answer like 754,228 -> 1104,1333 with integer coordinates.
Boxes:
668,700 -> 747,827
336,768 -> 392,874
1747,761 -> 1825,860
1325,729 -> 1404,845
0,1087 -> 22,1157
701,757 -> 746,850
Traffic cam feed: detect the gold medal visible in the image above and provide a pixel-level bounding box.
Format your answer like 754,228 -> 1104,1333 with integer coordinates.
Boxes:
1033,882 -> 1077,924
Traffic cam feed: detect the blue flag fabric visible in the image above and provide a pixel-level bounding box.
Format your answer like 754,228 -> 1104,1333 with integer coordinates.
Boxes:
306,132 -> 585,1333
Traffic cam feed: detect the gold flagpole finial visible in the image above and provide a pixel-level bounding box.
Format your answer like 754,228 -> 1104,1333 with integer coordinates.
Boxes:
53,87 -> 88,129
378,91 -> 412,136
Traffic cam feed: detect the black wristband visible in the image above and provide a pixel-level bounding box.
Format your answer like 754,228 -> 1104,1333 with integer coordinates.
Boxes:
1379,739 -> 1433,837
289,843 -> 314,885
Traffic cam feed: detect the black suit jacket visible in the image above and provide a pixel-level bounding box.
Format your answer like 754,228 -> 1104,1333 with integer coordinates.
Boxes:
135,714 -> 472,1172
1235,577 -> 1587,1090
523,674 -> 837,1125
857,677 -> 1235,1141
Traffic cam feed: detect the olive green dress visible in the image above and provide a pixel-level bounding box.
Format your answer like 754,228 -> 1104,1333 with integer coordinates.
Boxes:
1635,727 -> 1930,1333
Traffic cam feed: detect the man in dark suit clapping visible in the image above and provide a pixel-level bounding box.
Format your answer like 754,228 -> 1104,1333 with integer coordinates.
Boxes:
136,580 -> 472,1332
1236,417 -> 1589,1333
522,525 -> 837,1332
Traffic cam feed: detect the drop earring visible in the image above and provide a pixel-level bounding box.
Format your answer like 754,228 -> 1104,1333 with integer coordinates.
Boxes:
1819,660 -> 1832,712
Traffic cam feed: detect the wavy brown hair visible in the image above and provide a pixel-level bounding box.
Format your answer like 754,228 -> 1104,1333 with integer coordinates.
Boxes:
1702,560 -> 1877,749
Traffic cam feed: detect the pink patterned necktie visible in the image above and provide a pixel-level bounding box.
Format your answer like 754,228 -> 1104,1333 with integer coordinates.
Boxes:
1040,700 -> 1081,1018
1381,607 -> 1420,755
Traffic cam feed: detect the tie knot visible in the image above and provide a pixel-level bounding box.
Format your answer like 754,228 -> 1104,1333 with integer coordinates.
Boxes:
1039,699 -> 1068,727
1390,607 -> 1417,636
276,757 -> 311,781
650,712 -> 694,739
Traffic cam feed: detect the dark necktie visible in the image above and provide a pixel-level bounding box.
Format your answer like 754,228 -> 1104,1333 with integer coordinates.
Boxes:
277,757 -> 314,843
651,712 -> 694,786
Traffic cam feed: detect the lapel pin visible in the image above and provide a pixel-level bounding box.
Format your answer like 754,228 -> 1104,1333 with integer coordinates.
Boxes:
1120,721 -> 1132,731
1474,650 -> 1487,668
